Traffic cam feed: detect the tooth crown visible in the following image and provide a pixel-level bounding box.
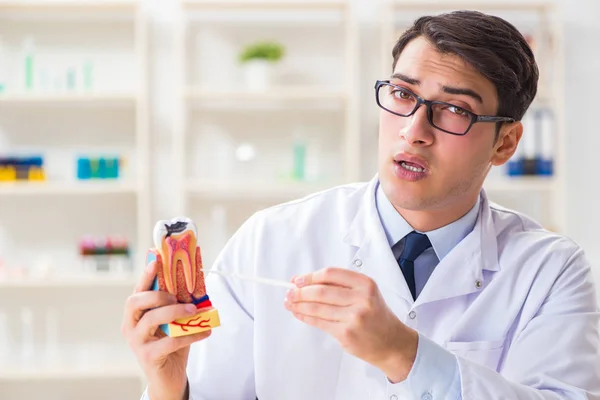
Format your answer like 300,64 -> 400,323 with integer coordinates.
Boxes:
153,217 -> 207,303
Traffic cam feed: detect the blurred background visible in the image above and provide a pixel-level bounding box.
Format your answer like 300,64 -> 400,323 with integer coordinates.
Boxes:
0,0 -> 597,399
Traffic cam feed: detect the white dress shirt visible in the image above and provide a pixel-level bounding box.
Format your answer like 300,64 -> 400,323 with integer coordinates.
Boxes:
141,175 -> 600,400
375,182 -> 480,299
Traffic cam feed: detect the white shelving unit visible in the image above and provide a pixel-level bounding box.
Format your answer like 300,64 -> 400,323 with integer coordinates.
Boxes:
379,1 -> 566,232
0,180 -> 139,195
0,273 -> 137,288
174,0 -> 359,267
0,92 -> 138,106
0,361 -> 142,381
0,1 -> 149,398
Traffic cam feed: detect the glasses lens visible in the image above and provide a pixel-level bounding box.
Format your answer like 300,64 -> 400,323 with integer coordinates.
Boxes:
431,103 -> 472,134
377,84 -> 417,116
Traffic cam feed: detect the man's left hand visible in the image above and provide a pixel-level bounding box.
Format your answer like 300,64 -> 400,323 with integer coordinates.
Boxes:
284,267 -> 419,383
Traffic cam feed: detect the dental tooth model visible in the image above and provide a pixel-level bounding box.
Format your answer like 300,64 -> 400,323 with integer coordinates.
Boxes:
149,217 -> 220,337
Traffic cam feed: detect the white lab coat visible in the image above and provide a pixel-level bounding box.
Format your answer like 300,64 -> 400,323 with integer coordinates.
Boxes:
143,176 -> 600,400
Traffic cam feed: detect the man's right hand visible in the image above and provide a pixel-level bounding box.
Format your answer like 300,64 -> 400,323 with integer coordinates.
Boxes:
121,251 -> 212,400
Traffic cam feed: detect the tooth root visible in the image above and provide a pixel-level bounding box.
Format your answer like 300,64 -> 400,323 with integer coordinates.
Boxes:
164,237 -> 177,295
185,250 -> 195,294
179,233 -> 196,293
180,233 -> 195,294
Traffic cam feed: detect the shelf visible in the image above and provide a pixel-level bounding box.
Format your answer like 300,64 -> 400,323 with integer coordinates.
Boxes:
187,179 -> 335,201
0,1 -> 139,14
0,274 -> 137,288
0,93 -> 138,107
0,362 -> 142,381
185,87 -> 348,105
0,181 -> 139,196
183,1 -> 348,11
483,176 -> 557,192
185,88 -> 348,112
387,1 -> 553,11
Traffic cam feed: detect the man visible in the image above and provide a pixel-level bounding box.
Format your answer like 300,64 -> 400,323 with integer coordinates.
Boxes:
123,10 -> 600,400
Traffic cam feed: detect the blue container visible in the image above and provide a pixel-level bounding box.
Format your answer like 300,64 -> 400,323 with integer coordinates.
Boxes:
77,157 -> 92,180
105,157 -> 119,179
536,159 -> 553,176
507,159 -> 524,176
98,157 -> 108,179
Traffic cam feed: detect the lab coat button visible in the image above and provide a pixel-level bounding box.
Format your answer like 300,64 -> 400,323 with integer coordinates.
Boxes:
409,311 -> 417,319
390,395 -> 398,400
475,280 -> 483,289
421,392 -> 433,400
353,259 -> 363,268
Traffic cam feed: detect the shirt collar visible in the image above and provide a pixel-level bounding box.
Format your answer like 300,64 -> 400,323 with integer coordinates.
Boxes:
375,181 -> 481,261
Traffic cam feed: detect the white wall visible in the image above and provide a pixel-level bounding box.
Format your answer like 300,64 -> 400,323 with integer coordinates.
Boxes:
560,0 -> 600,281
145,0 -> 600,280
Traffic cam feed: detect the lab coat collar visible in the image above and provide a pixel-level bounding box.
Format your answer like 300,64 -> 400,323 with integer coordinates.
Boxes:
343,175 -> 500,305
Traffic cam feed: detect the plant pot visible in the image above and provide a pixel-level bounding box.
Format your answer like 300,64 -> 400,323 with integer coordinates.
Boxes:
241,59 -> 272,91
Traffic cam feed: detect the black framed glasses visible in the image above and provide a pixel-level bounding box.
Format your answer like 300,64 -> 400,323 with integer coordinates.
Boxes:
374,80 -> 515,136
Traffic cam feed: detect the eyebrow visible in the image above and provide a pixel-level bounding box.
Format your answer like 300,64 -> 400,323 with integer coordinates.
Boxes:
442,85 -> 484,104
390,72 -> 484,104
391,73 -> 420,85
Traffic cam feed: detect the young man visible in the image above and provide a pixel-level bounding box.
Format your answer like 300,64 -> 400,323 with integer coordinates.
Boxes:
123,10 -> 600,400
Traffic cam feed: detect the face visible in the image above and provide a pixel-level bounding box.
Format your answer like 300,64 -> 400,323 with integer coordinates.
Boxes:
378,36 -> 521,215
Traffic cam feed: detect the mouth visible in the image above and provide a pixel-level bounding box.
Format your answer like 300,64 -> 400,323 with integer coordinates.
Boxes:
153,217 -> 198,295
393,153 -> 429,181
397,161 -> 426,173
394,153 -> 428,171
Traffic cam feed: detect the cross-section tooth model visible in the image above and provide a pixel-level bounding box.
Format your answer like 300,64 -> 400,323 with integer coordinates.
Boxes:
149,217 -> 220,337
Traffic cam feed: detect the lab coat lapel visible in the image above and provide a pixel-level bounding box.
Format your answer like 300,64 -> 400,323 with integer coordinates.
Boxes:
415,190 -> 500,306
343,177 -> 415,304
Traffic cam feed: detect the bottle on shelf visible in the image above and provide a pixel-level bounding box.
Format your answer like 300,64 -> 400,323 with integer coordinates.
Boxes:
0,310 -> 10,366
521,109 -> 538,176
83,59 -> 94,91
43,307 -> 59,363
21,36 -> 36,92
536,108 -> 554,176
292,133 -> 307,181
0,36 -> 7,94
19,307 -> 35,366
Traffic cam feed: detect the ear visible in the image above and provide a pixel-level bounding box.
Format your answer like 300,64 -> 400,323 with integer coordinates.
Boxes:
491,122 -> 522,166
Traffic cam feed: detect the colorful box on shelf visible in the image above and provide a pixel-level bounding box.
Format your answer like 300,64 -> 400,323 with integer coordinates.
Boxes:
0,155 -> 45,182
79,235 -> 131,274
77,156 -> 120,180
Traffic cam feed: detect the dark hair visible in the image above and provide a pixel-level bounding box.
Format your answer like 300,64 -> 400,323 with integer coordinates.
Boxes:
392,10 -> 539,122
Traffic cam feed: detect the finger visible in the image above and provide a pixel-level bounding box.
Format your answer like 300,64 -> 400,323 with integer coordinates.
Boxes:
134,249 -> 162,293
286,284 -> 355,307
294,267 -> 363,289
137,303 -> 200,341
284,299 -> 347,322
292,311 -> 337,333
126,291 -> 178,329
149,330 -> 212,359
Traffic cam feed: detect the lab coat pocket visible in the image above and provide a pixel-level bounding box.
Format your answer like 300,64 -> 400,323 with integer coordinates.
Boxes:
444,339 -> 505,371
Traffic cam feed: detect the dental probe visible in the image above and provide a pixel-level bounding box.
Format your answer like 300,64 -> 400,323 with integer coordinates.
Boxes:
200,268 -> 295,289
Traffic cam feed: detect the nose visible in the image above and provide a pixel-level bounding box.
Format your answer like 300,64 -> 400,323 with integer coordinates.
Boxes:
399,104 -> 434,146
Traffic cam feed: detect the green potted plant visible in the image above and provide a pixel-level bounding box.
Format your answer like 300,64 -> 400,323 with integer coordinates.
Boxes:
239,41 -> 285,91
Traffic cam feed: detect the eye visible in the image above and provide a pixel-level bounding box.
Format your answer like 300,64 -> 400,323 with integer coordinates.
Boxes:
391,88 -> 413,100
394,90 -> 411,100
447,105 -> 469,116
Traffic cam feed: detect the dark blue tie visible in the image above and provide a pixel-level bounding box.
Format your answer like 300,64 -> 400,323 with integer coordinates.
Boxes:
396,231 -> 432,300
